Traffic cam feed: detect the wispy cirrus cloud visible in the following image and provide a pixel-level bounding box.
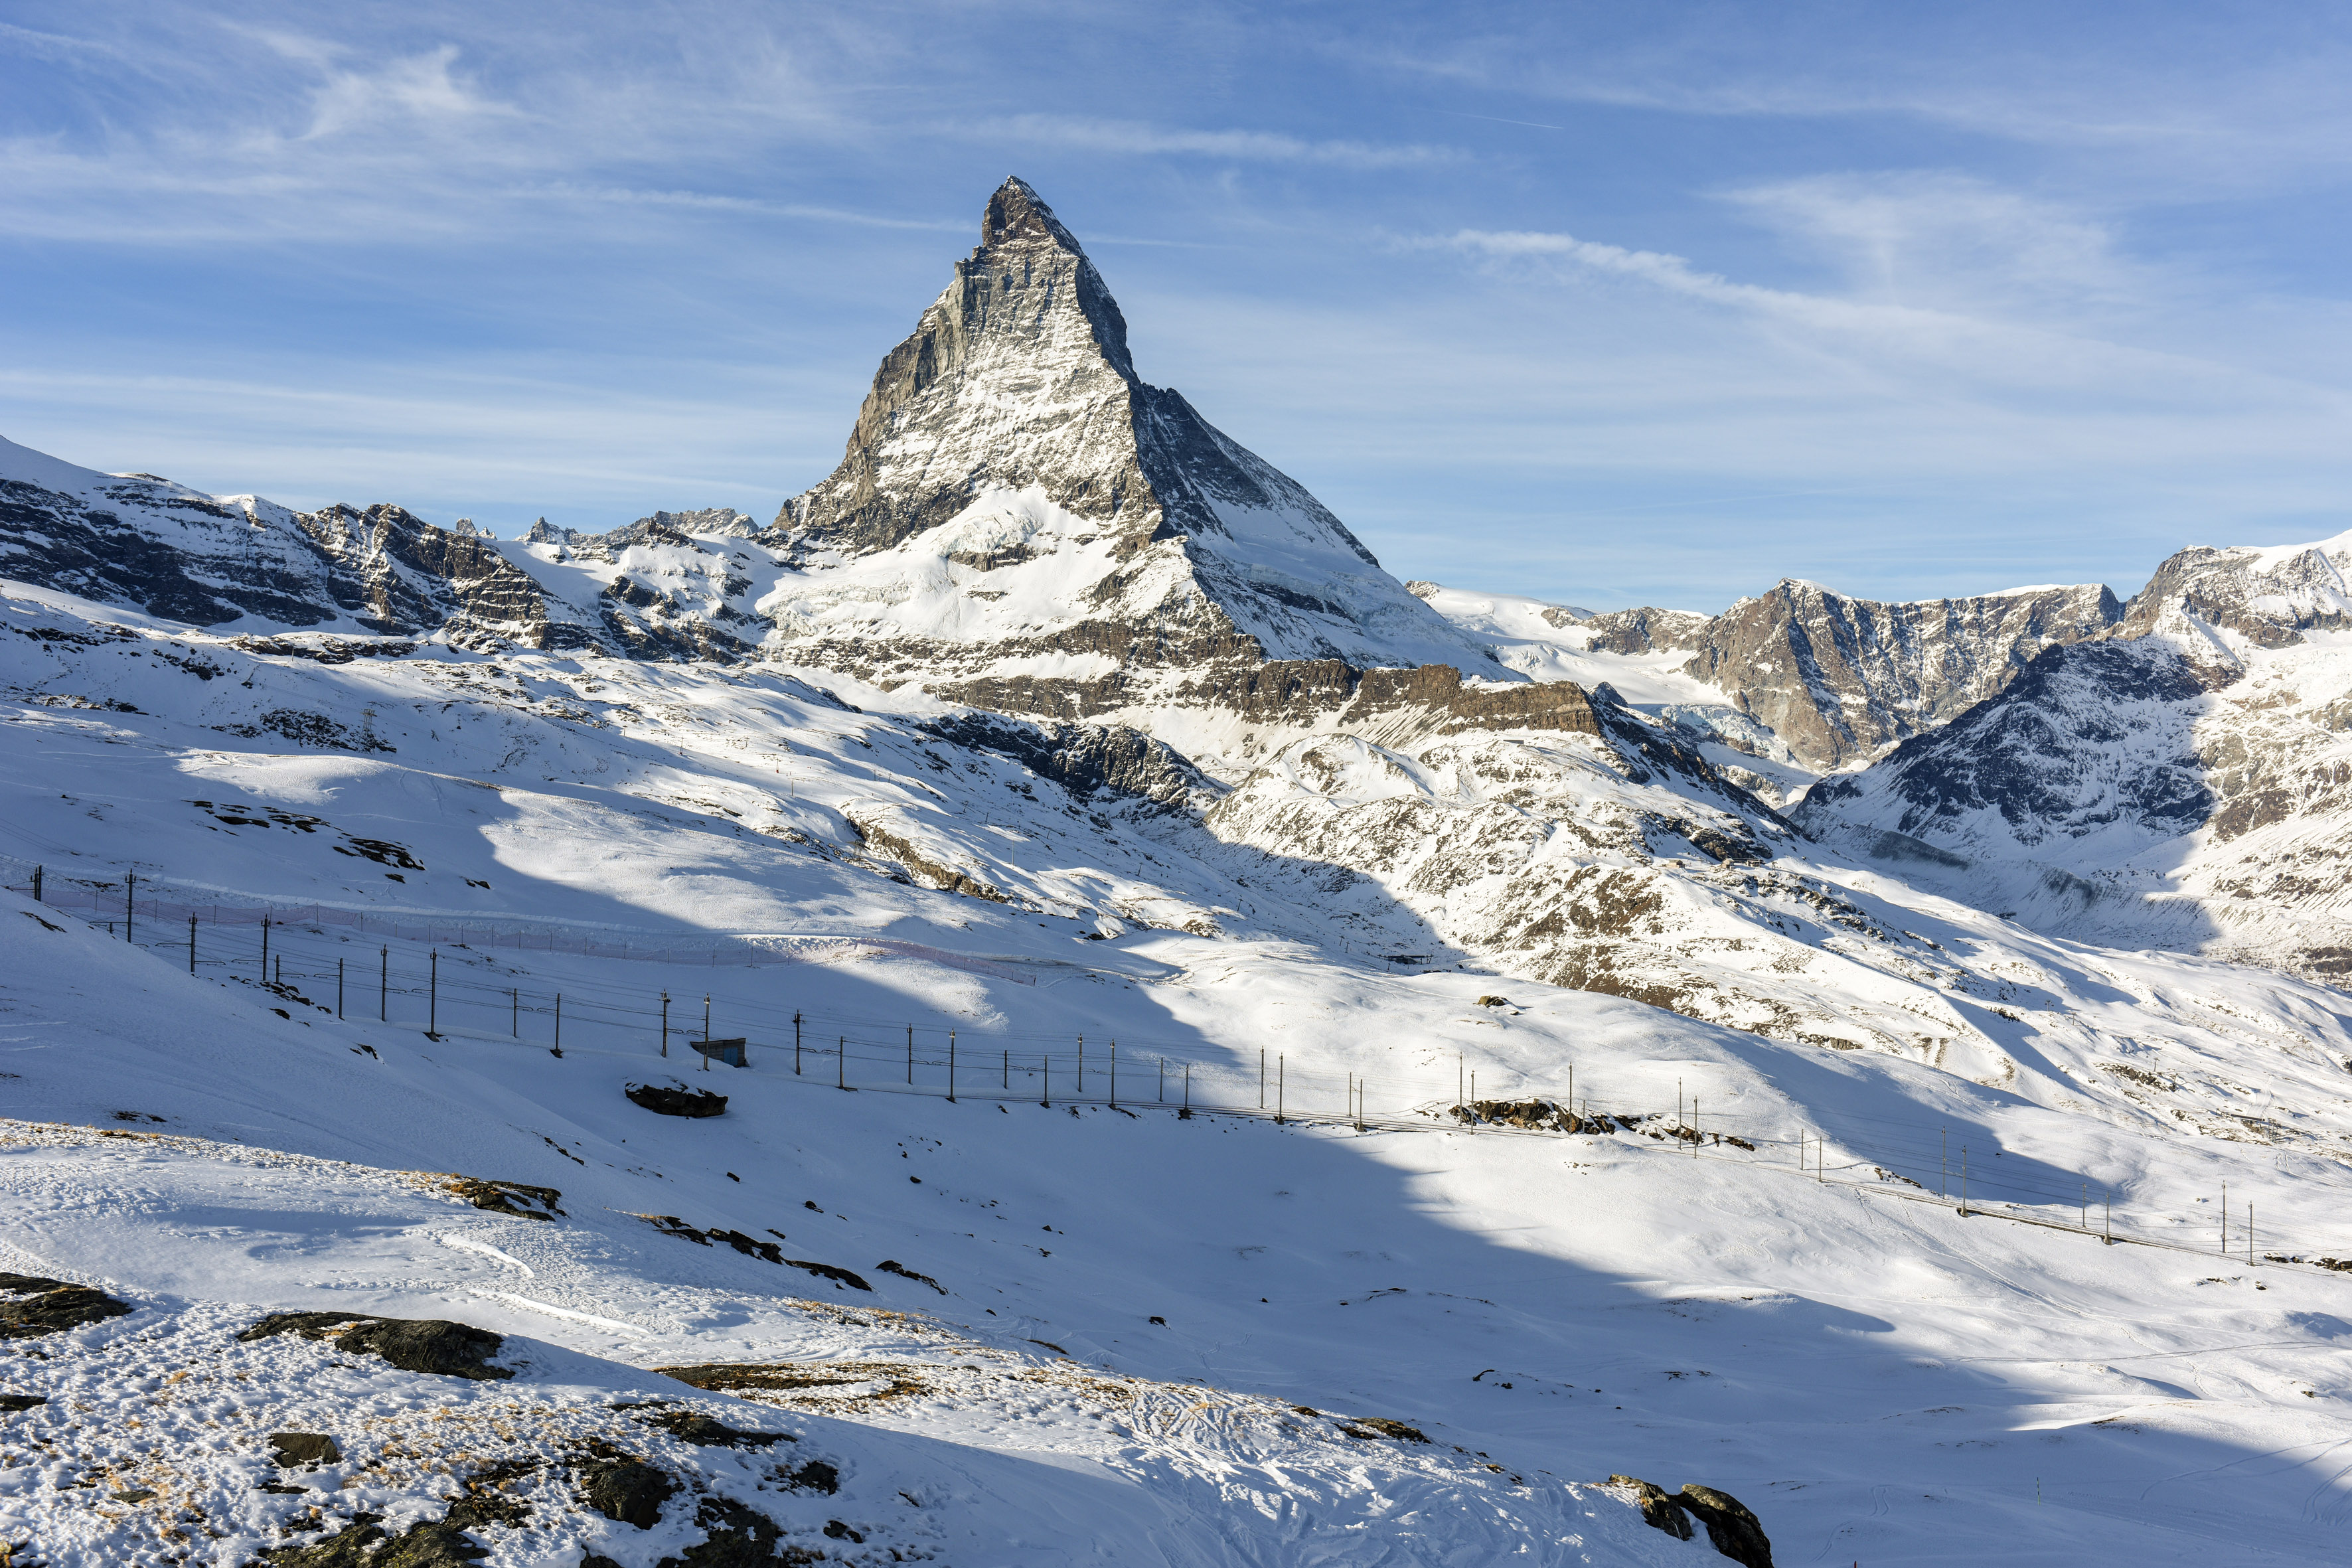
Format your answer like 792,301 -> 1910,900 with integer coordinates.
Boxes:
984,113 -> 1458,170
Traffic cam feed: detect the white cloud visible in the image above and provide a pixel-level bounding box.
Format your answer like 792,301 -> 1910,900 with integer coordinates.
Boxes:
299,43 -> 523,141
1719,173 -> 2146,315
985,114 -> 1458,170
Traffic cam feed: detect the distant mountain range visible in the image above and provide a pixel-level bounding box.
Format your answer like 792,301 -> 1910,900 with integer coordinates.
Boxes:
5,175 -> 2349,1006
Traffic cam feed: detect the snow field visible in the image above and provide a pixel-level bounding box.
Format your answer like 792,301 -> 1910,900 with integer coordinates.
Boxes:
7,874 -> 2352,1563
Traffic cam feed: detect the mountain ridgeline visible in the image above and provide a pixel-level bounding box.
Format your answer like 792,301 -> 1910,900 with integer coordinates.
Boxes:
3,175 -> 2349,997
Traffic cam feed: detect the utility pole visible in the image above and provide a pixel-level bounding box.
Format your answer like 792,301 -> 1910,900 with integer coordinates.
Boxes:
29,865 -> 39,903
1960,1147 -> 1968,1214
947,1031 -> 957,1103
2221,1184 -> 2228,1255
1109,1041 -> 1117,1110
793,1012 -> 802,1074
125,870 -> 135,943
1277,1056 -> 1285,1125
260,917 -> 271,980
906,1025 -> 913,1085
554,994 -> 562,1050
702,994 -> 712,1071
660,991 -> 668,1057
1942,1129 -> 1948,1198
380,947 -> 388,1020
337,957 -> 344,1018
188,916 -> 197,976
838,1036 -> 845,1090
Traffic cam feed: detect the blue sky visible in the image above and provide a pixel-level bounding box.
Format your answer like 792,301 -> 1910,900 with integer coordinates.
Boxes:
4,2 -> 2350,611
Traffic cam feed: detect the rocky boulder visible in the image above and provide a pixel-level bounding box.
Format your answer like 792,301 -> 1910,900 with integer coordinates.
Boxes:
238,1312 -> 513,1381
0,1271 -> 133,1338
625,1079 -> 728,1118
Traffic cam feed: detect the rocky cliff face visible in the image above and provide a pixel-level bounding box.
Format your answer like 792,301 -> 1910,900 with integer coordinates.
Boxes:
0,439 -> 598,653
2114,529 -> 2352,647
1802,541 -> 2352,982
1572,580 -> 2122,771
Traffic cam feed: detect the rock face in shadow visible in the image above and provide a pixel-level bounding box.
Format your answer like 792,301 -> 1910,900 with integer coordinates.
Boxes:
625,1081 -> 729,1118
1608,1476 -> 1693,1541
1678,1483 -> 1774,1568
237,1312 -> 512,1381
1801,639 -> 2224,850
1609,1475 -> 1772,1565
0,1272 -> 134,1338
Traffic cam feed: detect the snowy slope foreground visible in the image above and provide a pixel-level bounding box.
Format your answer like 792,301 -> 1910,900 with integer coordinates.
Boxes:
7,766 -> 2352,1565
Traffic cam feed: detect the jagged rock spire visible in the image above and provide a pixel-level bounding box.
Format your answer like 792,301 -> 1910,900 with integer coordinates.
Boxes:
774,177 -> 1385,562
765,177 -> 1495,677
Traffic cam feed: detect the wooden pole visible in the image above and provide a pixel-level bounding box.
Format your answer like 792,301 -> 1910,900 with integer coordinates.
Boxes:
555,993 -> 562,1049
838,1036 -> 845,1090
948,1030 -> 957,1102
428,949 -> 438,1037
260,917 -> 270,980
380,947 -> 387,1020
660,991 -> 668,1057
189,916 -> 198,976
337,957 -> 343,1018
1109,1041 -> 1117,1110
125,870 -> 135,944
1277,1056 -> 1285,1125
794,1012 -> 802,1074
906,1025 -> 913,1085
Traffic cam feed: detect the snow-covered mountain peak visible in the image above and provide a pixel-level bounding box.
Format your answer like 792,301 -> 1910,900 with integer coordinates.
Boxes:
763,181 -> 1496,690
2120,526 -> 2352,647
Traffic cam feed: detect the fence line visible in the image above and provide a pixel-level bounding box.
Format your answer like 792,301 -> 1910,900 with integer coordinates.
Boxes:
8,862 -> 2340,1280
3,858 -> 1035,986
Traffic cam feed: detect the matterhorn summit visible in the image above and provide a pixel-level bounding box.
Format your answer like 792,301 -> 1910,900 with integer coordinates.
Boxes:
760,177 -> 1498,701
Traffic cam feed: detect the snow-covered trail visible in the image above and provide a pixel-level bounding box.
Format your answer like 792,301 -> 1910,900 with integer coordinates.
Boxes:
7,885 -> 2352,1563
